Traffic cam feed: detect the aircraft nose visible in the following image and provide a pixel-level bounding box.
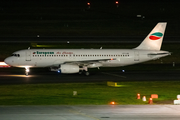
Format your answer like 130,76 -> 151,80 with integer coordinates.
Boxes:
4,57 -> 12,65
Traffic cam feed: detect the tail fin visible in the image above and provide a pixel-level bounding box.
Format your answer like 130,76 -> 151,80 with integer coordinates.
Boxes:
135,22 -> 167,50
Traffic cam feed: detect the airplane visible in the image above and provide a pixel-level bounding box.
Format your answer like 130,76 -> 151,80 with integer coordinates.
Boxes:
4,22 -> 170,76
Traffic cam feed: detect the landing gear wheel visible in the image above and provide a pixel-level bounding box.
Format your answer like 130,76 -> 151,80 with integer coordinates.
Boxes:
79,71 -> 83,75
25,72 -> 28,76
85,71 -> 90,76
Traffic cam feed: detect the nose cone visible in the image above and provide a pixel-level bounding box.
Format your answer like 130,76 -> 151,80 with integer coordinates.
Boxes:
4,57 -> 12,66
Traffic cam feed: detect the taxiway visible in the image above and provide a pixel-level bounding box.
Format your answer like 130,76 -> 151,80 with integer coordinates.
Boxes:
1,105 -> 180,120
0,68 -> 180,84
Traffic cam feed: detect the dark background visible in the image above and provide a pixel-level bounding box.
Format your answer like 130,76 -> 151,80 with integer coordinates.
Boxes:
0,0 -> 179,37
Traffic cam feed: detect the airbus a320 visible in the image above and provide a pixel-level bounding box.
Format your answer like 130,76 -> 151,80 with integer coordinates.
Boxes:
5,22 -> 170,76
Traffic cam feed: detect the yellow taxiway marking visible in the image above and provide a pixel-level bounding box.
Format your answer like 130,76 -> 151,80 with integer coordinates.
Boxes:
101,72 -> 126,78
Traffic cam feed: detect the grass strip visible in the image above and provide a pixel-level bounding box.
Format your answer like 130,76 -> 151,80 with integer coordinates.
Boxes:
0,81 -> 179,105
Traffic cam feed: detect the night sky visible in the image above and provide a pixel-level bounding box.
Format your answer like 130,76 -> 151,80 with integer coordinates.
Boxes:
0,0 -> 179,37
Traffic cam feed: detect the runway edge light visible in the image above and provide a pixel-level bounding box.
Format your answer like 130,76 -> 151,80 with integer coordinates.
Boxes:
110,101 -> 115,105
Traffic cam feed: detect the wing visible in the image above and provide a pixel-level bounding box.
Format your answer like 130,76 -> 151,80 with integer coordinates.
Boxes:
64,58 -> 117,67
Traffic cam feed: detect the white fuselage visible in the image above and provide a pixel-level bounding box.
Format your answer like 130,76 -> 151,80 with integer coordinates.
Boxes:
4,22 -> 170,75
5,49 -> 170,68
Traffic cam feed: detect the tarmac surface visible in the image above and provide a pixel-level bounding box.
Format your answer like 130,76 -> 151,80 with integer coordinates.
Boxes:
0,67 -> 180,84
1,105 -> 180,120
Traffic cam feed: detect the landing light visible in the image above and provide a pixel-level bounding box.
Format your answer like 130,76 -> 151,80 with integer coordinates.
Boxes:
25,67 -> 30,72
26,69 -> 29,72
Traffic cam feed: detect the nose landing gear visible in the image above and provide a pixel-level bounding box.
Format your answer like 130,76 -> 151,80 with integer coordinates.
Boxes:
25,67 -> 30,76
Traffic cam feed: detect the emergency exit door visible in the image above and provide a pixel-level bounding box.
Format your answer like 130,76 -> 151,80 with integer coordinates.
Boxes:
134,51 -> 139,61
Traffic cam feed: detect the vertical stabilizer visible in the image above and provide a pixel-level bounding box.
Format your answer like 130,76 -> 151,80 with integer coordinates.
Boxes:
135,22 -> 167,50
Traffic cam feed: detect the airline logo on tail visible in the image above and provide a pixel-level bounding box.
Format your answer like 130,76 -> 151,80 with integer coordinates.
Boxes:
149,32 -> 163,40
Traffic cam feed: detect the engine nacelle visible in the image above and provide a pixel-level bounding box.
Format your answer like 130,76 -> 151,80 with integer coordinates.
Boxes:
60,64 -> 79,73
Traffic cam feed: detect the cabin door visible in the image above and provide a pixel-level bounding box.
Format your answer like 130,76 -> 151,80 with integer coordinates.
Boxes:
26,51 -> 31,61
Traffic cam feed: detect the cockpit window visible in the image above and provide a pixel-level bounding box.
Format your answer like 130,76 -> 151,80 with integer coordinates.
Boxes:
11,54 -> 20,57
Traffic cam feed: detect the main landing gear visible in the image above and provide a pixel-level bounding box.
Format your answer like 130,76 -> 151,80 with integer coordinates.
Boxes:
79,70 -> 90,76
84,71 -> 90,76
79,66 -> 90,76
25,67 -> 30,76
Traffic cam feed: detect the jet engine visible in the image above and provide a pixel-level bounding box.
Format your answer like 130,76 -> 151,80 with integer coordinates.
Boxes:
59,64 -> 79,73
50,64 -> 80,73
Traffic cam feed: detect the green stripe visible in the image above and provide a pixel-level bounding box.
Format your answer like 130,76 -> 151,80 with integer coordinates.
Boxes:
151,32 -> 163,37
